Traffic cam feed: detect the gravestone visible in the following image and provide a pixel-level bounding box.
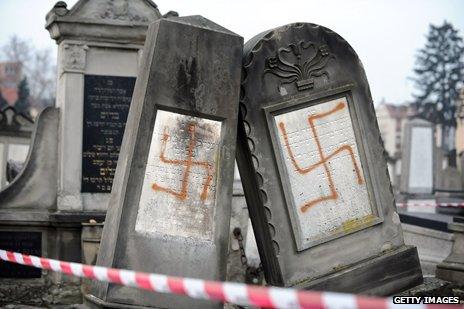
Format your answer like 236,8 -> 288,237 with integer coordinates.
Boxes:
46,0 -> 164,211
436,167 -> 463,192
400,118 -> 435,196
436,151 -> 464,216
86,16 -> 242,308
436,217 -> 464,283
236,22 -> 422,295
0,0 -> 170,305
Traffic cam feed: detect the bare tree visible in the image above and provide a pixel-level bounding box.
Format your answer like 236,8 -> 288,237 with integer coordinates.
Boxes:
28,49 -> 56,108
2,35 -> 31,66
2,35 -> 56,115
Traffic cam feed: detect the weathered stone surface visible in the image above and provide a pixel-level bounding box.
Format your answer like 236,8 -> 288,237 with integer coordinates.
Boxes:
46,0 -> 170,212
135,111 -> 222,240
46,0 -> 164,44
87,16 -> 242,309
436,219 -> 464,284
402,222 -> 454,275
0,107 -> 58,210
236,22 -> 422,293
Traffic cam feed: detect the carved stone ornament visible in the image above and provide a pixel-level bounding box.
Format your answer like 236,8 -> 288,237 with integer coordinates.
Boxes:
264,41 -> 334,91
62,44 -> 89,73
0,106 -> 34,133
100,0 -> 149,22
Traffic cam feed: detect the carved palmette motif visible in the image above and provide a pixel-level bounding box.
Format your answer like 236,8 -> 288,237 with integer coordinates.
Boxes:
264,41 -> 334,91
100,0 -> 149,22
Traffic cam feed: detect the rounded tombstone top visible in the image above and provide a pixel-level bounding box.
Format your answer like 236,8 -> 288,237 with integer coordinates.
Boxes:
236,22 -> 409,287
242,22 -> 369,106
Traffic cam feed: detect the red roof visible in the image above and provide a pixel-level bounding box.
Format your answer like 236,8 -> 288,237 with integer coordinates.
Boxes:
0,86 -> 18,106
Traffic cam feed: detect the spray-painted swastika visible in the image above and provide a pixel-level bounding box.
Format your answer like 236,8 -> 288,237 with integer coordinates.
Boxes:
278,101 -> 364,212
136,111 -> 221,240
151,122 -> 214,202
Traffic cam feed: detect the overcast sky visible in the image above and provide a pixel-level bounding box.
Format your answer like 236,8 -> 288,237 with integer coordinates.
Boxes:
0,0 -> 463,105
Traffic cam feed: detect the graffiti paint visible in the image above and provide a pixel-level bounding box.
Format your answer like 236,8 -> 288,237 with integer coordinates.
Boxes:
278,101 -> 364,212
151,123 -> 214,202
135,110 -> 222,240
274,97 -> 373,247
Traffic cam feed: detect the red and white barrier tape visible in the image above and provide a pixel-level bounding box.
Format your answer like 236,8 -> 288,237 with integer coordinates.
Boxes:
0,249 -> 461,309
396,202 -> 464,208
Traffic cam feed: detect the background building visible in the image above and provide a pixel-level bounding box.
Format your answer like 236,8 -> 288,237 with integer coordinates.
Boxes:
376,102 -> 414,159
0,61 -> 22,107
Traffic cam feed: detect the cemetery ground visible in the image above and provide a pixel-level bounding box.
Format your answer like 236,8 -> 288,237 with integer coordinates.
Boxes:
0,0 -> 463,308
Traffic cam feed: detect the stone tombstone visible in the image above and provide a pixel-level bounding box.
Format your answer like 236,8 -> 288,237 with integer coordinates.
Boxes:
437,167 -> 463,192
46,0 -> 165,211
86,16 -> 242,308
400,118 -> 435,196
0,1 -> 170,305
436,217 -> 464,283
236,23 -> 422,295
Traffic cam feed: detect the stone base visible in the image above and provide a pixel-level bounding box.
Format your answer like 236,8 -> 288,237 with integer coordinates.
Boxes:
435,219 -> 464,284
436,262 -> 464,283
84,290 -> 221,309
436,192 -> 464,216
0,210 -> 105,306
0,277 -> 82,307
401,223 -> 454,276
300,245 -> 423,296
84,294 -> 155,309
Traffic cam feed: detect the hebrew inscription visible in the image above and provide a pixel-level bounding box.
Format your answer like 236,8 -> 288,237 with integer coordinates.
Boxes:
0,232 -> 42,278
135,110 -> 221,240
82,75 -> 135,193
274,97 -> 374,248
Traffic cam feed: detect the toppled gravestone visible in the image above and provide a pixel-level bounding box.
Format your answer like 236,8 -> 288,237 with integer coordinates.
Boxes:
236,22 -> 423,295
86,16 -> 243,309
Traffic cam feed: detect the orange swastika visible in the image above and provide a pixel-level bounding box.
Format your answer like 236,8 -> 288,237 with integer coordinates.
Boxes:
152,122 -> 213,202
278,102 -> 364,213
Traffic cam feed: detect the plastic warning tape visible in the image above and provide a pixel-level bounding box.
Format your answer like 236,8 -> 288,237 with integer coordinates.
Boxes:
0,249 -> 461,309
396,202 -> 464,208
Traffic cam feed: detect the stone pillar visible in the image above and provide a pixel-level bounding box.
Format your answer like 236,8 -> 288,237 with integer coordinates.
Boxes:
46,0 -> 165,212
